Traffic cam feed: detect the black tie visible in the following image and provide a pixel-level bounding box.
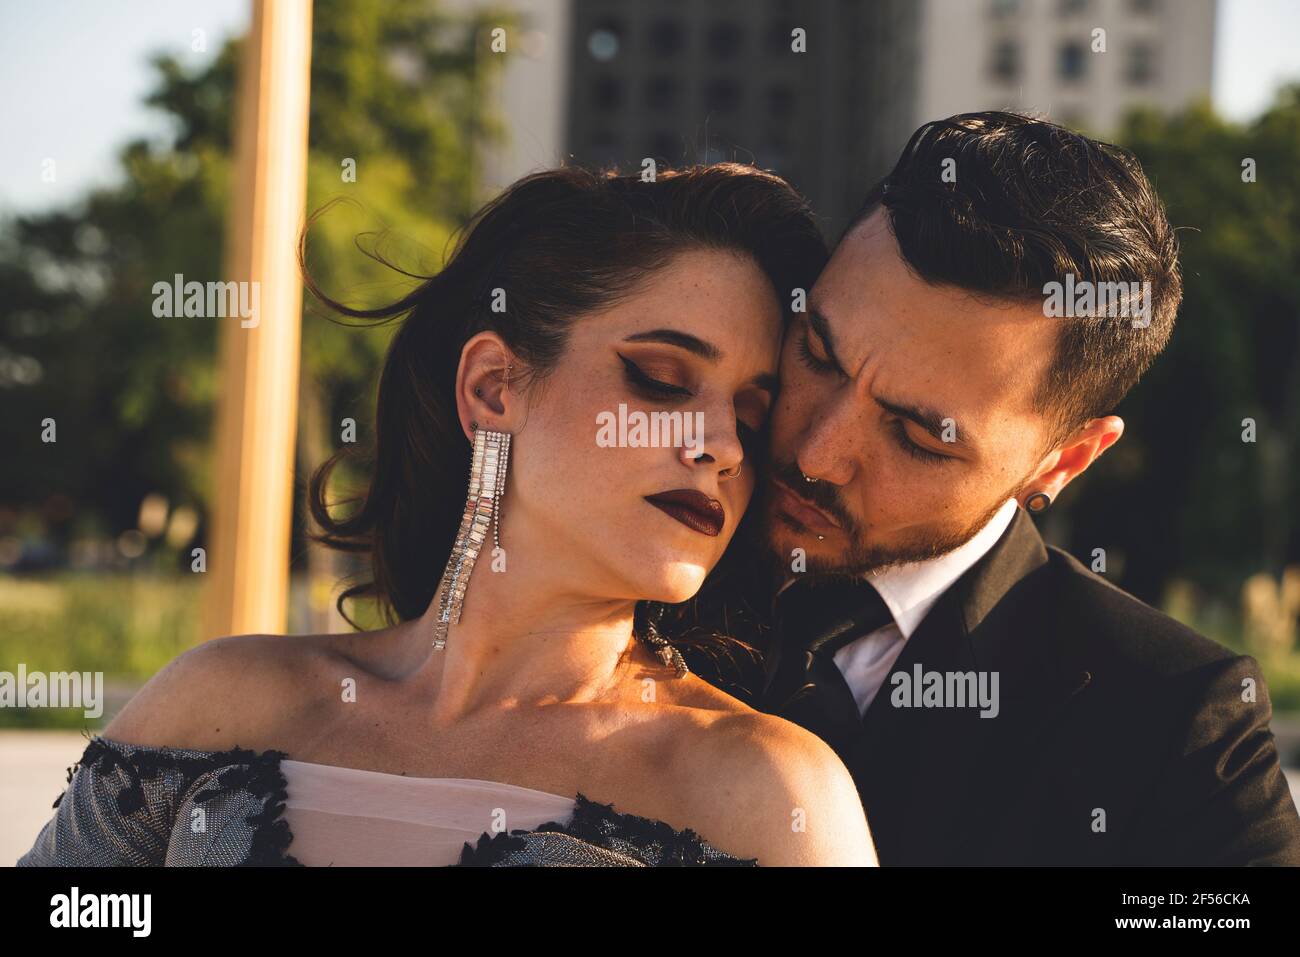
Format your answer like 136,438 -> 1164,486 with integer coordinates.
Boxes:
764,577 -> 894,757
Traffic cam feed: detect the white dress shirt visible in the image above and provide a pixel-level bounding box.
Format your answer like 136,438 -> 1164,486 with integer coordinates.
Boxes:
830,498 -> 1020,717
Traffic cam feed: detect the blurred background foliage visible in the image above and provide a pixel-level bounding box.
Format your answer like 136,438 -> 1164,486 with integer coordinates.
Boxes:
1,2 -> 1299,725
1057,89 -> 1300,707
0,0 -> 507,727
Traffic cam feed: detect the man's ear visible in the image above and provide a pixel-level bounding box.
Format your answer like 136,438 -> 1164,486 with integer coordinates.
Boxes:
1020,415 -> 1124,507
454,332 -> 521,441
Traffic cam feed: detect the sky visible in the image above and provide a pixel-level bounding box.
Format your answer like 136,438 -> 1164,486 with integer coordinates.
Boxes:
0,0 -> 1297,216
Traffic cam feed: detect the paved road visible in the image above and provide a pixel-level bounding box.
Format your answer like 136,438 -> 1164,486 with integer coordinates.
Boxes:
4,728 -> 1300,866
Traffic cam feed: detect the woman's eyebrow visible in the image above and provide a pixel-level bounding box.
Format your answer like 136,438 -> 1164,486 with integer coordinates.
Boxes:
623,329 -> 722,361
624,329 -> 774,393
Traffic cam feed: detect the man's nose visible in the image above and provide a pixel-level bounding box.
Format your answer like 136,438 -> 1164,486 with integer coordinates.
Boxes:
793,391 -> 863,486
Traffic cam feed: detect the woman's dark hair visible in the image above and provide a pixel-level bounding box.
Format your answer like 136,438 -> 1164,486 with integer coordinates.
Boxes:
301,163 -> 827,697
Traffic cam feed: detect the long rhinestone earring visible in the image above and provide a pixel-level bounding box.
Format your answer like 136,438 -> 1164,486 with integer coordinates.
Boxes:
431,427 -> 512,650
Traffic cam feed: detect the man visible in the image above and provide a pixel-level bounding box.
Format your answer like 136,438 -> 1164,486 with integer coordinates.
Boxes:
758,111 -> 1300,865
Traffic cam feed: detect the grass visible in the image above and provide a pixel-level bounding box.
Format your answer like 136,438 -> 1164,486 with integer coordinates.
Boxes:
0,572 -> 386,729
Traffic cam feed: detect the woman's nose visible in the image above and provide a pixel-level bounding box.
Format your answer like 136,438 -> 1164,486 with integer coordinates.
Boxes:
678,420 -> 744,478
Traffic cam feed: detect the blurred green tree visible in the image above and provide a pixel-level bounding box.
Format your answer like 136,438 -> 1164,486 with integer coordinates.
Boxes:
1061,87 -> 1300,608
0,0 -> 509,628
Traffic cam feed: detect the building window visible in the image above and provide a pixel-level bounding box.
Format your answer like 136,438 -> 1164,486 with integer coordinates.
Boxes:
991,40 -> 1020,83
587,23 -> 621,63
704,78 -> 742,113
1129,0 -> 1160,13
1058,42 -> 1087,82
764,20 -> 797,55
1058,0 -> 1090,14
645,75 -> 678,112
592,75 -> 623,111
1126,42 -> 1157,85
990,0 -> 1020,17
648,19 -> 685,58
706,21 -> 744,60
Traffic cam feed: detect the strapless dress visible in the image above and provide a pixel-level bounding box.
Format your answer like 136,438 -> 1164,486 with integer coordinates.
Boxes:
279,758 -> 577,866
17,735 -> 758,866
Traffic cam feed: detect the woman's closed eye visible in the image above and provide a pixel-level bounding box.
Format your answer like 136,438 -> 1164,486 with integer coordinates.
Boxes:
621,352 -> 768,457
618,352 -> 693,399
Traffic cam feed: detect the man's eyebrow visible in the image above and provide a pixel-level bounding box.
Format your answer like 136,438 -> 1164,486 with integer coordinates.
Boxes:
808,306 -> 849,375
876,396 -> 975,450
623,329 -> 721,361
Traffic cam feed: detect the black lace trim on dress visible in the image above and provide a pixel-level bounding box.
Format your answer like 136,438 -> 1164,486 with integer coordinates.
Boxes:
458,829 -> 530,864
457,792 -> 758,866
61,733 -> 302,866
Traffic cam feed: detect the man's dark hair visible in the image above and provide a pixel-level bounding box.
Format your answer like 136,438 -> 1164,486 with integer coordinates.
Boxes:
851,110 -> 1182,443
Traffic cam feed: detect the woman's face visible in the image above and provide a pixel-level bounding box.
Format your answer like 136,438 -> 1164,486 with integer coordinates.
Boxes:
497,248 -> 784,605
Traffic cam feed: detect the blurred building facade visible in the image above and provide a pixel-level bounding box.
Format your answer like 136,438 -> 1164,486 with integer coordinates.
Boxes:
473,0 -> 1216,238
916,0 -> 1216,134
563,0 -> 921,240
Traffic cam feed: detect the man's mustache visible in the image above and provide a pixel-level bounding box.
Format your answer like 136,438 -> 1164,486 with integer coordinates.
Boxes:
767,459 -> 859,534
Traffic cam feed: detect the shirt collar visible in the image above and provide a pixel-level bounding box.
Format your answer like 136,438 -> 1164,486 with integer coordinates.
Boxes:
862,497 -> 1019,639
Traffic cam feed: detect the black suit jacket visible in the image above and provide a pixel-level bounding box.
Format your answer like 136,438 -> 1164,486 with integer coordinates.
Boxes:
762,508 -> 1300,865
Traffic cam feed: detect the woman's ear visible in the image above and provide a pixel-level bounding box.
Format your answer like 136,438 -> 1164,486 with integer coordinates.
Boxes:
454,332 -> 521,441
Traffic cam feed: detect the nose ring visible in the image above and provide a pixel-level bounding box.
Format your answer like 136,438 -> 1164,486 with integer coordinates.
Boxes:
720,461 -> 742,479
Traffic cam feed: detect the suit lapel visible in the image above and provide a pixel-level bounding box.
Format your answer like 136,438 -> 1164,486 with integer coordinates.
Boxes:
853,509 -> 1094,862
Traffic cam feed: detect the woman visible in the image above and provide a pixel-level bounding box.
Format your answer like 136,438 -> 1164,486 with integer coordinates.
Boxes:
19,164 -> 876,867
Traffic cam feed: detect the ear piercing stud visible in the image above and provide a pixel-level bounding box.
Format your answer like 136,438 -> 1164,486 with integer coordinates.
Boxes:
1026,491 -> 1052,513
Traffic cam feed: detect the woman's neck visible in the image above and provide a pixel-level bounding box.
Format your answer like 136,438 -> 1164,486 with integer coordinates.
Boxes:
404,561 -> 645,724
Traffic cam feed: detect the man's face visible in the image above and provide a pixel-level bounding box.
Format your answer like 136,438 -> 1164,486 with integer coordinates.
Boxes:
762,208 -> 1059,575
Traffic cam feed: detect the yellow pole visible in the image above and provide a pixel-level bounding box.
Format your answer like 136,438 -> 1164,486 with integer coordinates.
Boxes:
202,0 -> 314,640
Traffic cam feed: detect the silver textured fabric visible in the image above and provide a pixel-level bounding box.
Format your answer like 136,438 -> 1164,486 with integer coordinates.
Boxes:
17,735 -> 299,867
17,735 -> 758,867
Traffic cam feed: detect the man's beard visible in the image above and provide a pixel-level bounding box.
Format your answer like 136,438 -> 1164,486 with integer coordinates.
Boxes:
760,458 -> 1024,577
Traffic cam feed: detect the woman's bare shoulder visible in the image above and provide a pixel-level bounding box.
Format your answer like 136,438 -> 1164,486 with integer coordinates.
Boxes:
667,708 -> 878,866
100,630 -> 361,755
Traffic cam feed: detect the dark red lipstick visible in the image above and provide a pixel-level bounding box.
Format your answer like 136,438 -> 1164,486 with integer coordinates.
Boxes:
644,488 -> 725,537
